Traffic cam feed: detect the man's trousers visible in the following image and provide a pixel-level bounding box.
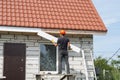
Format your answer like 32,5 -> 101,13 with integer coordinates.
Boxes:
58,50 -> 70,74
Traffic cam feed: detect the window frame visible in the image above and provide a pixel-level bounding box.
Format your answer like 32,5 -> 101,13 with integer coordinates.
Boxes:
39,43 -> 58,74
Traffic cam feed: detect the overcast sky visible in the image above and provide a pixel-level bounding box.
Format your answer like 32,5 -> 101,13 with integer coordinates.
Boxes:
92,0 -> 120,59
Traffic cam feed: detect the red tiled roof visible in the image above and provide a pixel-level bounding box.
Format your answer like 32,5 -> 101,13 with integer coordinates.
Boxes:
0,0 -> 107,32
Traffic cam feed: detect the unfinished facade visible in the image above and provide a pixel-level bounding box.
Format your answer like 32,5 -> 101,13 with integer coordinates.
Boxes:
0,0 -> 107,80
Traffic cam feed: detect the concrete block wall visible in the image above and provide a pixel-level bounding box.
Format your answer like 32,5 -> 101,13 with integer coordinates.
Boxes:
69,35 -> 95,80
0,32 -> 94,80
0,32 -> 44,80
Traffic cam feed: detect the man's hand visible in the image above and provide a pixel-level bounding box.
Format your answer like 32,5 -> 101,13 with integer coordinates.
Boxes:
51,39 -> 55,43
51,39 -> 58,46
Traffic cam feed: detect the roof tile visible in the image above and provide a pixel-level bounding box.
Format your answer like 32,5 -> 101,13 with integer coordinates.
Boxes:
20,22 -> 25,26
2,21 -> 7,25
0,0 -> 107,32
16,21 -> 21,26
12,21 -> 16,25
24,22 -> 29,27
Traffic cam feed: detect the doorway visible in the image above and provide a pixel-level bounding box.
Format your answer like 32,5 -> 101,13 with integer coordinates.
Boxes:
3,43 -> 26,80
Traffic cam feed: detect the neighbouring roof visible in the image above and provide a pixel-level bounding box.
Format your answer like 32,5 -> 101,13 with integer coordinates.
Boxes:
0,0 -> 107,32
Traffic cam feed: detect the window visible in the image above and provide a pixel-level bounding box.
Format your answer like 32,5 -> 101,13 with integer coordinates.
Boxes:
40,44 -> 58,73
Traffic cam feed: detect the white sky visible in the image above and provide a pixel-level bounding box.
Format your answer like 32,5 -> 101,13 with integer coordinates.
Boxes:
92,0 -> 120,59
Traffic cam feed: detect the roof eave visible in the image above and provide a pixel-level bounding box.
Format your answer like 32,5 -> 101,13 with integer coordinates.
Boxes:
41,28 -> 107,35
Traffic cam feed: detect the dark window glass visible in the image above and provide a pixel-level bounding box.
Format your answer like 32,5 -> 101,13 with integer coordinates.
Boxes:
40,44 -> 56,71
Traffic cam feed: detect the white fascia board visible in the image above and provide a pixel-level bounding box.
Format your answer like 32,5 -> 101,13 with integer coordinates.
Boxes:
0,26 -> 40,33
0,26 -> 57,41
0,26 -> 80,53
41,29 -> 107,36
0,26 -> 107,35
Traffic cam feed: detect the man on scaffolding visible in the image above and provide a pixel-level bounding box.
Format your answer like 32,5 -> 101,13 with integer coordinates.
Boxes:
51,30 -> 70,74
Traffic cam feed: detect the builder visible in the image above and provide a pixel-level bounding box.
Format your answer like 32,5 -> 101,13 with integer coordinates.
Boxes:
52,30 -> 70,74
